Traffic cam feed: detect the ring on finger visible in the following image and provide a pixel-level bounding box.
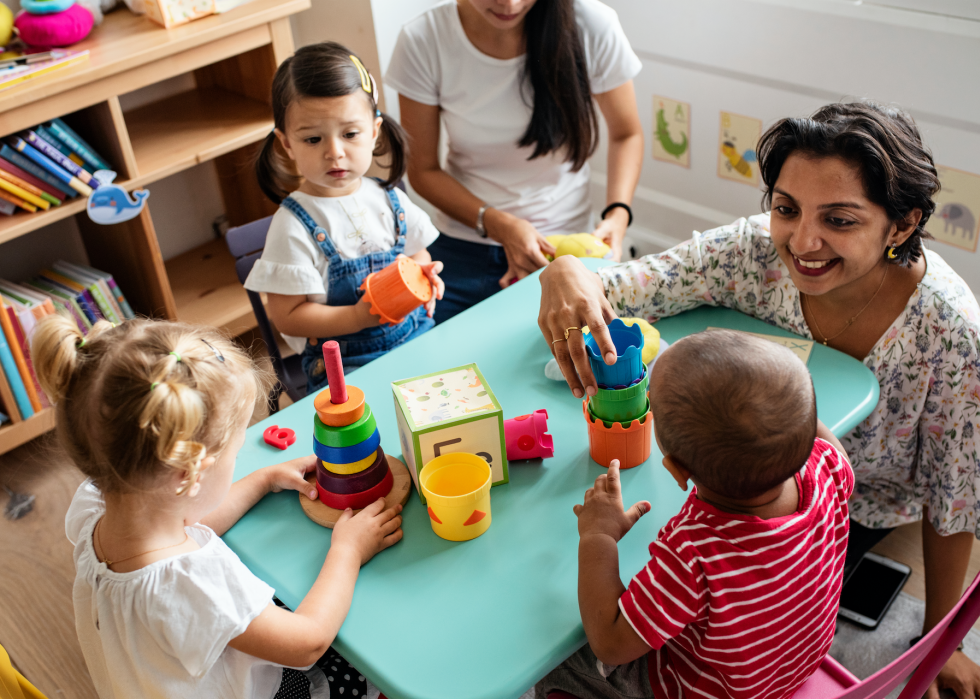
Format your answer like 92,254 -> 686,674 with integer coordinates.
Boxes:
563,326 -> 583,340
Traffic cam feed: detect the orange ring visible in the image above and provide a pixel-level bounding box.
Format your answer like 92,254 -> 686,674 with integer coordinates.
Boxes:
314,385 -> 366,427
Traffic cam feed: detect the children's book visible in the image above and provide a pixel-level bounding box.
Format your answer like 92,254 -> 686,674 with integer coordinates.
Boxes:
23,131 -> 96,188
0,173 -> 49,210
35,125 -> 85,169
0,165 -> 59,207
52,262 -> 120,323
0,295 -> 36,418
47,118 -> 111,172
0,187 -> 36,213
0,156 -> 66,201
26,279 -> 90,331
0,358 -> 21,423
0,199 -> 14,216
36,270 -> 102,323
0,281 -> 56,320
0,290 -> 48,408
7,136 -> 92,196
0,146 -> 76,198
0,49 -> 90,92
68,263 -> 135,319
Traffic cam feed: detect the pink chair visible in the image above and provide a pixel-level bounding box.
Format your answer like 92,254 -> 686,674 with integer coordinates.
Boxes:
547,568 -> 980,699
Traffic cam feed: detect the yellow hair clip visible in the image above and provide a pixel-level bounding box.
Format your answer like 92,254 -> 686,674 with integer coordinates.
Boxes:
349,55 -> 379,108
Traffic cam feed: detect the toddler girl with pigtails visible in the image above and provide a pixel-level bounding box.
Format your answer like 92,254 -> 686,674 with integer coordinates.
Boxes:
247,42 -> 445,392
34,314 -> 401,698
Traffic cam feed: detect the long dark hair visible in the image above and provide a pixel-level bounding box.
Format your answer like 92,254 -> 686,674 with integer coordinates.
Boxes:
518,0 -> 598,172
757,101 -> 940,267
256,42 -> 408,204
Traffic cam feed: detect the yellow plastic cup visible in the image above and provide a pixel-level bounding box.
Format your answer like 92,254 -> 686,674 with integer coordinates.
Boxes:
419,452 -> 492,542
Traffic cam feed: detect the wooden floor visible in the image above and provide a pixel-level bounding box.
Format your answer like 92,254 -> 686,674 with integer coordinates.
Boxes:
0,408 -> 976,696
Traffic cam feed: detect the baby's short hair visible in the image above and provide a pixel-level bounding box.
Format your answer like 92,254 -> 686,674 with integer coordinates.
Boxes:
651,329 -> 816,499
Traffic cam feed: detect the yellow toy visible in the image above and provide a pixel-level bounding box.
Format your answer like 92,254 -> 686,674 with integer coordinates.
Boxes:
419,452 -> 492,541
619,318 -> 661,365
545,233 -> 612,261
0,3 -> 13,48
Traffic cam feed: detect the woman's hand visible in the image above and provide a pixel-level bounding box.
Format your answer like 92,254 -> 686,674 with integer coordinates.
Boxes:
331,499 -> 404,566
484,208 -> 555,286
926,651 -> 980,699
538,255 -> 618,398
592,207 -> 630,262
263,454 -> 319,501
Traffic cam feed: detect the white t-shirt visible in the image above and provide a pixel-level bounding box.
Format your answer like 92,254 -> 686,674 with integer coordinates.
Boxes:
66,480 -> 284,699
244,179 -> 440,354
385,0 -> 641,245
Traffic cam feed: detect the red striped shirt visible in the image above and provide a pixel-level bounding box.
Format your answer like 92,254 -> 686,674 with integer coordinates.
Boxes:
619,438 -> 853,699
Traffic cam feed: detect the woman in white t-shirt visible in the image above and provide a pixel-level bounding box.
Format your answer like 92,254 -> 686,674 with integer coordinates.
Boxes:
386,0 -> 643,323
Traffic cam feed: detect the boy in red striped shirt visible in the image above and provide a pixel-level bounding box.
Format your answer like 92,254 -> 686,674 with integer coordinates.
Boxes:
537,329 -> 854,699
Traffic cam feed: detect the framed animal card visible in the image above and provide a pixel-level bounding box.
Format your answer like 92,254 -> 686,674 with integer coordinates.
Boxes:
653,96 -> 691,168
718,111 -> 762,187
926,165 -> 980,253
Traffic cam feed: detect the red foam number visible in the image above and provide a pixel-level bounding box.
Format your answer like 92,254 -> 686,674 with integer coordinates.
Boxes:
263,425 -> 296,450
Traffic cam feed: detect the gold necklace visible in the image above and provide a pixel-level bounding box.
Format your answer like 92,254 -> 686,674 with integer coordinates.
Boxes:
804,265 -> 888,346
338,197 -> 367,240
95,517 -> 189,568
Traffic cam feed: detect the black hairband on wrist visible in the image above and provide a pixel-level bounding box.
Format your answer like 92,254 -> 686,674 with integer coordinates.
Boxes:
601,202 -> 633,227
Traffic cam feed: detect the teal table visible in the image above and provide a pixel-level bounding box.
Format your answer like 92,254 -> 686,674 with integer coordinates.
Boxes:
223,260 -> 879,699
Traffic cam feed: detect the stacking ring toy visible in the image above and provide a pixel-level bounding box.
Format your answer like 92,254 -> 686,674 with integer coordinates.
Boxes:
317,466 -> 394,510
321,449 -> 377,475
313,404 -> 376,448
317,448 -> 388,494
314,428 -> 380,463
314,385 -> 365,427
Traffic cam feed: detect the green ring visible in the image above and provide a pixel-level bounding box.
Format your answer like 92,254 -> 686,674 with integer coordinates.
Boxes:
313,403 -> 377,448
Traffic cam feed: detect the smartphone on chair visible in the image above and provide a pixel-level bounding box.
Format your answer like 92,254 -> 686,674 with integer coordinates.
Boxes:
837,552 -> 911,630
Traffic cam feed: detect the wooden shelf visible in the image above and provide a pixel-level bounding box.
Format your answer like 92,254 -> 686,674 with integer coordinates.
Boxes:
0,196 -> 90,246
126,88 -> 273,187
165,238 -> 258,336
0,408 -> 56,453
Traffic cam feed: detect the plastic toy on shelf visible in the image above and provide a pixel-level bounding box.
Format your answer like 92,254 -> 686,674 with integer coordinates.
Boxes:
299,341 -> 411,528
504,409 -> 554,461
359,254 -> 432,326
583,319 -> 653,470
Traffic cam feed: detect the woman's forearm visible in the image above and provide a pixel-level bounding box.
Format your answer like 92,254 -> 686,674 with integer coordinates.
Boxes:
604,130 -> 643,229
922,511 -> 974,630
408,165 -> 484,231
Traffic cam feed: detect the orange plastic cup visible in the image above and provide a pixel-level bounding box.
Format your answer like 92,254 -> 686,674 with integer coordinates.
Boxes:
359,255 -> 433,326
582,400 -> 652,469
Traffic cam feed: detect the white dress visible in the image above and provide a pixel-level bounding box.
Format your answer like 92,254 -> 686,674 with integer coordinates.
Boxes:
600,214 -> 980,536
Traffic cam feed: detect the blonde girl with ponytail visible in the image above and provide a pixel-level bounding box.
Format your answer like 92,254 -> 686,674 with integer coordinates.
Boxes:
34,315 -> 402,699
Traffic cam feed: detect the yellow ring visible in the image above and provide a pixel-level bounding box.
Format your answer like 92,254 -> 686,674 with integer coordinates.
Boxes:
321,449 -> 377,475
564,327 -> 582,340
552,337 -> 566,345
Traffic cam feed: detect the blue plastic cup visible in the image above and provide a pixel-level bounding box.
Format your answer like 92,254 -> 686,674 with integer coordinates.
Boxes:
585,319 -> 645,387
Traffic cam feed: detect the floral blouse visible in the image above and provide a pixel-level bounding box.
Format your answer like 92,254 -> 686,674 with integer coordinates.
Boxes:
600,214 -> 980,536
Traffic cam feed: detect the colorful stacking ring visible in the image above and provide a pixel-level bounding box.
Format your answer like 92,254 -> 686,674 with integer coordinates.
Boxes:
321,449 -> 377,475
313,404 -> 377,448
314,385 -> 366,427
313,428 -> 380,463
316,466 -> 394,510
317,447 -> 388,494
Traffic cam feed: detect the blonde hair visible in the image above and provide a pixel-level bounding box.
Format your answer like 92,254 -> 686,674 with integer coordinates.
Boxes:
31,315 -> 275,494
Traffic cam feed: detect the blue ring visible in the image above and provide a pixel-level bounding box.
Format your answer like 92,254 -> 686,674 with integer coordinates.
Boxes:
313,428 -> 380,463
21,0 -> 75,14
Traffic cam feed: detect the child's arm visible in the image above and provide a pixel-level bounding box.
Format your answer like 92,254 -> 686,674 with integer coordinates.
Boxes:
409,249 -> 445,318
575,461 -> 653,666
267,292 -> 380,339
200,455 -> 319,536
816,418 -> 848,458
228,498 -> 403,667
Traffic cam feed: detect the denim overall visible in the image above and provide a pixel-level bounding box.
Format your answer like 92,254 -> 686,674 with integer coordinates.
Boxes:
284,186 -> 434,393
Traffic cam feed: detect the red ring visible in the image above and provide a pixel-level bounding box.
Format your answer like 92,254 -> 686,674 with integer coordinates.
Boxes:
316,465 -> 393,510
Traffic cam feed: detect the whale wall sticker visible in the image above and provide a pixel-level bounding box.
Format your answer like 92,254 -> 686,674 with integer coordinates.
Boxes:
85,170 -> 149,225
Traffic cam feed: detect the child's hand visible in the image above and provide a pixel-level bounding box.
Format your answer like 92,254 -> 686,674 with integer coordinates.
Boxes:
354,296 -> 382,329
420,259 -> 445,318
331,498 -> 403,565
263,454 -> 319,501
573,460 -> 650,542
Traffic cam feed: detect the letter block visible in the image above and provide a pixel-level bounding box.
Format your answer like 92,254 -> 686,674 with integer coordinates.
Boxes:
392,363 -> 509,504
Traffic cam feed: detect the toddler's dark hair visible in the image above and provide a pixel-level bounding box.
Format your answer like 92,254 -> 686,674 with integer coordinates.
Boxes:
757,101 -> 940,268
256,42 -> 407,203
651,329 -> 816,500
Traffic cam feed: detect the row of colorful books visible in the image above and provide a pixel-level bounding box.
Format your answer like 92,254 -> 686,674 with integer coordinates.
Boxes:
0,118 -> 113,216
0,262 -> 134,426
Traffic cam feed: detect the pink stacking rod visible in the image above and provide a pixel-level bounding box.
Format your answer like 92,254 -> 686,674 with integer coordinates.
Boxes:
322,340 -> 347,404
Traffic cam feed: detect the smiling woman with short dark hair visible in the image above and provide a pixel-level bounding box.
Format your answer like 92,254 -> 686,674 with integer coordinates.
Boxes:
538,101 -> 980,698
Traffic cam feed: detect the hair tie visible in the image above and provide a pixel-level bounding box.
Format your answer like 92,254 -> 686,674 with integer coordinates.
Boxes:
78,338 -> 86,348
169,351 -> 182,363
150,382 -> 159,391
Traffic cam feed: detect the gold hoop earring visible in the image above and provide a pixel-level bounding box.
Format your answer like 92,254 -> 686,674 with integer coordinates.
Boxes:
887,246 -> 898,260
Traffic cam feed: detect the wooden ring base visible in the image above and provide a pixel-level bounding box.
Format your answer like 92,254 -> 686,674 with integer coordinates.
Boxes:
300,454 -> 412,529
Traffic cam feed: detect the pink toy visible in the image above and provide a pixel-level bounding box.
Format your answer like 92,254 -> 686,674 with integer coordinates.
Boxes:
14,3 -> 93,49
263,425 -> 296,450
504,409 -> 554,461
322,340 -> 348,404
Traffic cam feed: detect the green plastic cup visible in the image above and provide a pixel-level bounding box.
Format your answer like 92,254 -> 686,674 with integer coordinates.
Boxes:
589,369 -> 649,424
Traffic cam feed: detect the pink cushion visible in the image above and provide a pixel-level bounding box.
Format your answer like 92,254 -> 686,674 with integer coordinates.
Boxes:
14,3 -> 93,48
